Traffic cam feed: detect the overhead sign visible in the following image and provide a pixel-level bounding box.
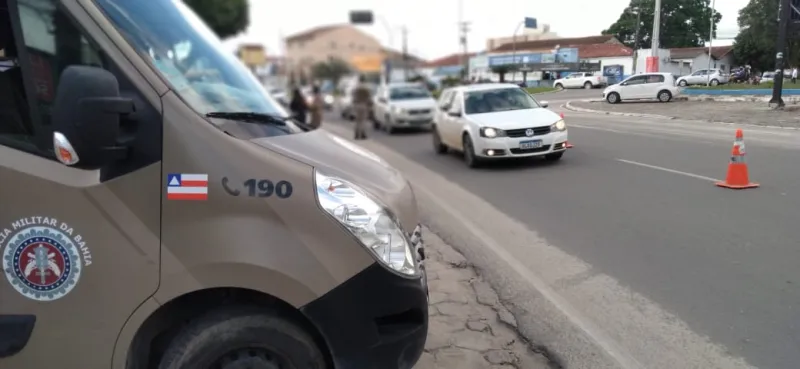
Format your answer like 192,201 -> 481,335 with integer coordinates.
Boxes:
529,62 -> 601,72
351,54 -> 383,72
488,53 -> 542,67
524,17 -> 537,29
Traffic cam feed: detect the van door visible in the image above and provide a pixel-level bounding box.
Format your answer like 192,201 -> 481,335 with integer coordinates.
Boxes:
0,1 -> 161,367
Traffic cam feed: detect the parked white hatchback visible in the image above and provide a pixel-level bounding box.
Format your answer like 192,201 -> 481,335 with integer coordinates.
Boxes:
602,73 -> 680,104
432,84 -> 568,168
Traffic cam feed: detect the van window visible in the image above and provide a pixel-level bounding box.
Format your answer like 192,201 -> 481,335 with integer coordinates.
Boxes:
8,0 -> 162,174
93,0 -> 288,125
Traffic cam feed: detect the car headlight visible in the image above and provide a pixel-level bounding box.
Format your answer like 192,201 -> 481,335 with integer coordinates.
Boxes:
315,170 -> 418,276
324,95 -> 334,104
391,105 -> 405,114
479,127 -> 506,138
551,119 -> 566,131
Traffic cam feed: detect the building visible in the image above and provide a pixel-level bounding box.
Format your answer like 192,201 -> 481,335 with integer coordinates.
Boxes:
485,35 -> 634,85
283,24 -> 426,82
668,46 -> 734,75
236,43 -> 267,71
419,52 -> 477,79
633,46 -> 734,76
486,24 -> 559,52
283,24 -> 384,78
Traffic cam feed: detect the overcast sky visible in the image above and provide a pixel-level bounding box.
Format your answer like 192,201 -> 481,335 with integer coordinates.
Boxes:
222,0 -> 749,60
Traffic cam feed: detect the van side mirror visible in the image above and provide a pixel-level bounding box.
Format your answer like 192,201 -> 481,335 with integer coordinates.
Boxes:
539,101 -> 549,108
52,66 -> 135,167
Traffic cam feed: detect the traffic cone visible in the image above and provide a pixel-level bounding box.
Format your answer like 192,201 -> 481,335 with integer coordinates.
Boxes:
716,130 -> 758,189
561,113 -> 574,148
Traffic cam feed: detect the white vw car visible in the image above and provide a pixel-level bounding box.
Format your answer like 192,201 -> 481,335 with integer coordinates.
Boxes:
432,84 -> 568,168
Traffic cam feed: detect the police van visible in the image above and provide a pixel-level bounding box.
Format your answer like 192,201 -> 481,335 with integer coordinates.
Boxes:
0,0 -> 428,368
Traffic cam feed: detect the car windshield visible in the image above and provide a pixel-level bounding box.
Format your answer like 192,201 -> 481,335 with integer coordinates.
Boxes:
390,86 -> 430,100
464,88 -> 540,115
93,0 -> 300,136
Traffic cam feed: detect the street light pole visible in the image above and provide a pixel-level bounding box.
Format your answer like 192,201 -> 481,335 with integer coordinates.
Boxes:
706,0 -> 716,86
771,0 -> 791,108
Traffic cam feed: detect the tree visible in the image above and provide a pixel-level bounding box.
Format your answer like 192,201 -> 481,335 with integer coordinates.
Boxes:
310,57 -> 352,86
603,0 -> 722,49
184,0 -> 249,39
733,0 -> 800,70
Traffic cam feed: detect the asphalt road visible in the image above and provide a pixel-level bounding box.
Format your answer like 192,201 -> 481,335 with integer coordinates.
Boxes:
323,92 -> 800,369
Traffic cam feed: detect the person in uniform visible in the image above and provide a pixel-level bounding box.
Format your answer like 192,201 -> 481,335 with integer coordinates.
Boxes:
351,75 -> 372,140
309,85 -> 324,129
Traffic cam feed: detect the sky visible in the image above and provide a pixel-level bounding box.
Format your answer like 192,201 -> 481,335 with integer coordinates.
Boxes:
223,0 -> 749,60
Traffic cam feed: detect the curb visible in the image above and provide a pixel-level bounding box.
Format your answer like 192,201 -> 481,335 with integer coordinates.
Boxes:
564,100 -> 675,120
563,100 -> 800,131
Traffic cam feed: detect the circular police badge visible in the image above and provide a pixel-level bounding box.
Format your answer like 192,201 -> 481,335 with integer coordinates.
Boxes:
2,218 -> 91,302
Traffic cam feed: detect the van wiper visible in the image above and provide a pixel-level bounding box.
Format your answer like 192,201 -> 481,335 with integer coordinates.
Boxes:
206,111 -> 288,126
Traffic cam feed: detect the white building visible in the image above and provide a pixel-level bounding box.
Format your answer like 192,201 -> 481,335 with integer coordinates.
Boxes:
634,46 -> 735,77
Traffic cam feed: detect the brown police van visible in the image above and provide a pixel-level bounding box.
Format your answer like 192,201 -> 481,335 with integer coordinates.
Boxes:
0,1 -> 428,368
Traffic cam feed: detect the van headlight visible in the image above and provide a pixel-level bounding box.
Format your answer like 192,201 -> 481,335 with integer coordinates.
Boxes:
315,170 -> 418,276
551,119 -> 566,131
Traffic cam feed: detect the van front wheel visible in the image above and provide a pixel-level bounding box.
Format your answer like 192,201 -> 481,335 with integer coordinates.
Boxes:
158,307 -> 327,369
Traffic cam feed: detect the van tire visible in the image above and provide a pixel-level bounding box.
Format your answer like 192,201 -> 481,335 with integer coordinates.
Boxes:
157,307 -> 326,369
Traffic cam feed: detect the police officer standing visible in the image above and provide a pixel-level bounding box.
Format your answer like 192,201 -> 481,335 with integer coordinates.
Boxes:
351,75 -> 372,140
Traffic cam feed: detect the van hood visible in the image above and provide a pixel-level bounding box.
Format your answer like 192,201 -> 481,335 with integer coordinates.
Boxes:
250,130 -> 419,232
468,108 -> 562,130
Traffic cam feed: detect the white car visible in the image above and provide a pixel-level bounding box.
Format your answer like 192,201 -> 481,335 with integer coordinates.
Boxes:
373,83 -> 437,133
676,69 -> 729,86
432,83 -> 568,168
602,73 -> 679,104
553,72 -> 608,90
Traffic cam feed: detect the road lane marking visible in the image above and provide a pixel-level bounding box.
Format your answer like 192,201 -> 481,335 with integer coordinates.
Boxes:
616,159 -> 720,182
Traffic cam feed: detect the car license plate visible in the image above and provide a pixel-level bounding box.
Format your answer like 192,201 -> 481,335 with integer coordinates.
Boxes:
411,119 -> 430,125
519,140 -> 542,149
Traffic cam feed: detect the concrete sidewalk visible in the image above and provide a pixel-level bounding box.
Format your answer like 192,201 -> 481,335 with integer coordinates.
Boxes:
416,227 -> 553,369
567,100 -> 800,129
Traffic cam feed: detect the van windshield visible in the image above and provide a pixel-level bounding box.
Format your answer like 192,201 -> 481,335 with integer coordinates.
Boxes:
93,0 -> 300,136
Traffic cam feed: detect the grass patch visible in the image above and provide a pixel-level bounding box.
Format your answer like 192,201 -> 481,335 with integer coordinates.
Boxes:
687,82 -> 800,90
526,86 -> 558,94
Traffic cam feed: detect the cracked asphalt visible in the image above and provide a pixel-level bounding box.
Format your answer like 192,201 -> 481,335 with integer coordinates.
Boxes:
416,227 -> 554,369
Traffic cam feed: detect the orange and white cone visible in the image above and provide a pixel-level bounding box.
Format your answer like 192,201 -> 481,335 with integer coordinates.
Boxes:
560,113 -> 574,148
715,129 -> 759,189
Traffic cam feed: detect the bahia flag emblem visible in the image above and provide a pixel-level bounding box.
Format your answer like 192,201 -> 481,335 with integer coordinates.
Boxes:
166,173 -> 208,201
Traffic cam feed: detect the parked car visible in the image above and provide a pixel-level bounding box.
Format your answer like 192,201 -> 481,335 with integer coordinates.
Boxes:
603,73 -> 679,104
432,83 -> 568,168
372,83 -> 437,133
676,69 -> 729,86
553,72 -> 607,90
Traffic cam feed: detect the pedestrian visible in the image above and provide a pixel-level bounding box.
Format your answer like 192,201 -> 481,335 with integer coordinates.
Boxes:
792,67 -> 797,84
351,75 -> 372,140
309,85 -> 324,129
289,87 -> 308,124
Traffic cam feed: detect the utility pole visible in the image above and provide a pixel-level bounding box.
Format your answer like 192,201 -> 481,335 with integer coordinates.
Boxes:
652,0 -> 662,57
457,0 -> 470,81
459,21 -> 471,81
632,5 -> 642,73
706,0 -> 716,86
771,0 -> 791,108
401,26 -> 409,81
